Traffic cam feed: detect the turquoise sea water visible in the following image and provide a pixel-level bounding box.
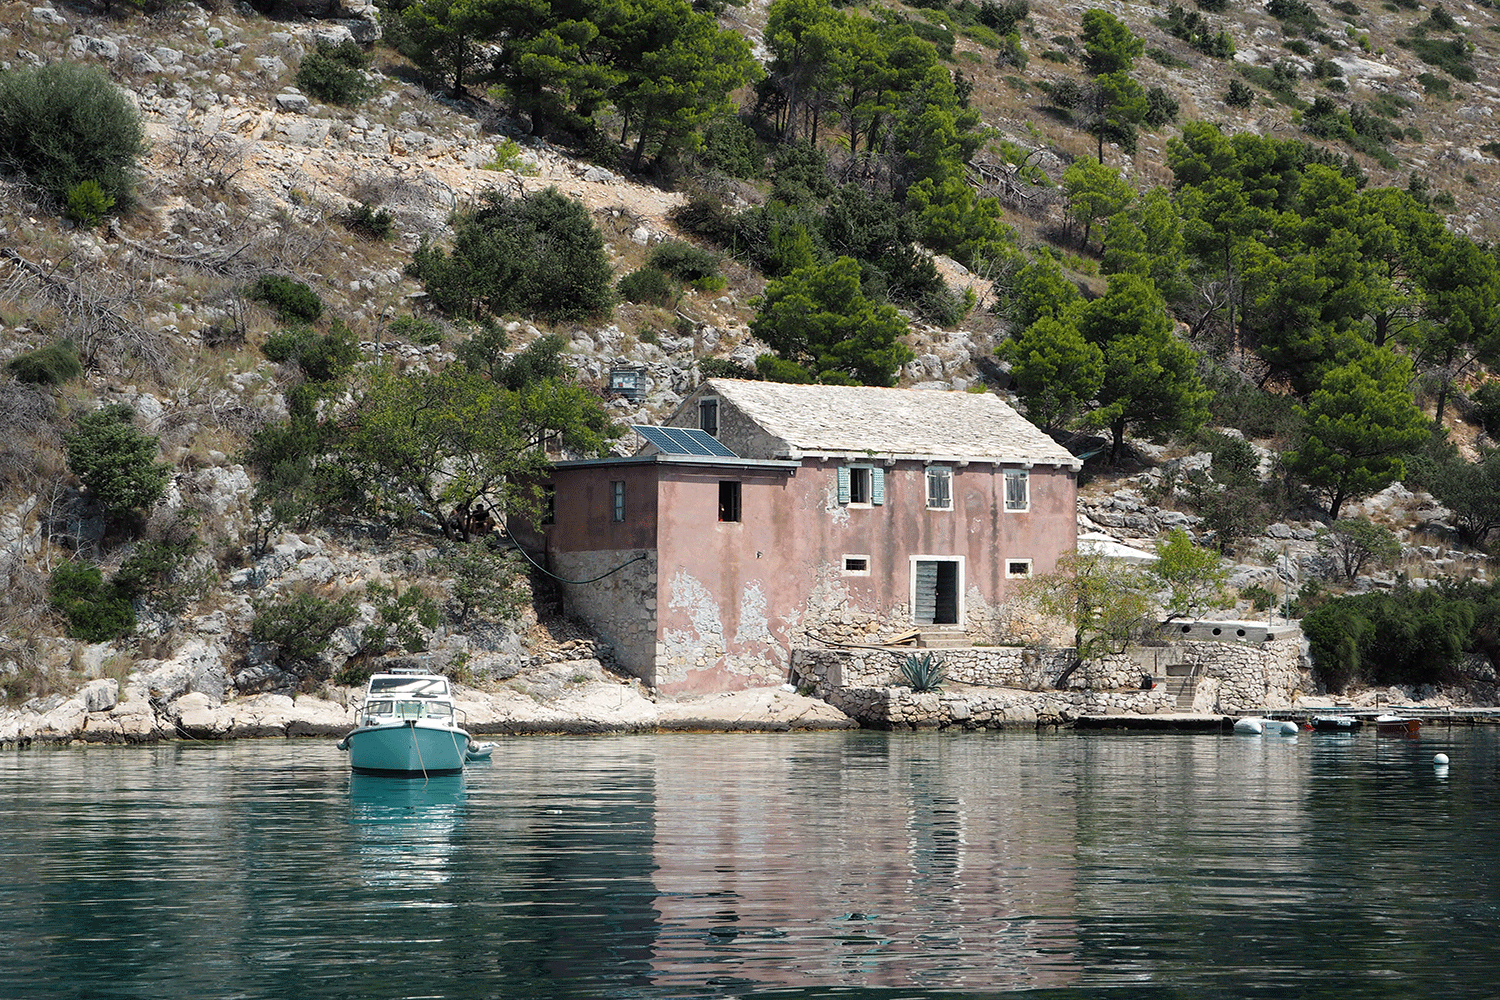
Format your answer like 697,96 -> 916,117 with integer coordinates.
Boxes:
2,728 -> 1497,999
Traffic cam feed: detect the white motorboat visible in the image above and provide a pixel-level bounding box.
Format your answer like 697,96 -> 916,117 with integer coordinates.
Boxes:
339,668 -> 471,776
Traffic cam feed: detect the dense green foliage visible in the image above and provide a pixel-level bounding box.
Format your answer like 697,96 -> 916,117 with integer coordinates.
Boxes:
250,591 -> 359,673
617,267 -> 677,306
64,404 -> 171,518
0,63 -> 144,212
1151,529 -> 1230,619
48,561 -> 136,643
1303,583 -> 1475,692
408,187 -> 614,321
6,342 -> 81,387
248,275 -> 325,324
261,323 -> 361,384
296,39 -> 376,105
750,256 -> 914,386
244,328 -> 616,540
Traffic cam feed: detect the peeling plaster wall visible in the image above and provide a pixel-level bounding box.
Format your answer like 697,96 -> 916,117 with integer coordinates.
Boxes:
649,456 -> 1075,695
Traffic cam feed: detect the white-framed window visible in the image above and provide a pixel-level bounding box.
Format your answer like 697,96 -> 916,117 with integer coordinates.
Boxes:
612,480 -> 625,522
926,466 -> 952,510
1004,468 -> 1030,512
1005,559 -> 1033,579
842,554 -> 871,576
837,464 -> 884,506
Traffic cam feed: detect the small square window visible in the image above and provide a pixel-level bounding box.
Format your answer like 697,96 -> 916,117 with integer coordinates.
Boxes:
926,467 -> 952,510
612,481 -> 625,522
1006,559 -> 1033,579
1004,469 -> 1030,512
719,481 -> 741,522
843,555 -> 871,576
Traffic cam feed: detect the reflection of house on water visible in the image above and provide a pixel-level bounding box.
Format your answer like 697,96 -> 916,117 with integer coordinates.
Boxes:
646,737 -> 1082,991
349,772 -> 465,891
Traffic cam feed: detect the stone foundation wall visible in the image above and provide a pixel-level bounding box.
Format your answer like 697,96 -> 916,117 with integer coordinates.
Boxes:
791,646 -> 1171,698
1125,638 -> 1305,712
794,633 -> 1307,726
554,549 -> 658,684
829,684 -> 1177,729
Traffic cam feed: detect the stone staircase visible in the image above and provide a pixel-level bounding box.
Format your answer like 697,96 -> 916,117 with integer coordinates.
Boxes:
915,631 -> 971,649
1164,663 -> 1200,710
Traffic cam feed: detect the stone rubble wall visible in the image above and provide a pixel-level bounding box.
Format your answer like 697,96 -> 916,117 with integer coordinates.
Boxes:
553,550 -> 658,683
794,635 -> 1306,728
829,684 -> 1176,730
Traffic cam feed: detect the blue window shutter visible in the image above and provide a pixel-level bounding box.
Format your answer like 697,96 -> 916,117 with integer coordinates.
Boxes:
837,466 -> 850,504
872,467 -> 885,505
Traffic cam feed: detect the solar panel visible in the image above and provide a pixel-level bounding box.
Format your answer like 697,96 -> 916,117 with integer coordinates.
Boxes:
632,425 -> 739,458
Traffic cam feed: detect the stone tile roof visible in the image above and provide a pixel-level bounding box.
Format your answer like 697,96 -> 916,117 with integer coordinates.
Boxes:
704,379 -> 1079,466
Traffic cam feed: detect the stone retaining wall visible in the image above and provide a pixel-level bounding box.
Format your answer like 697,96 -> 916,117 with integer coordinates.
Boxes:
794,633 -> 1306,728
829,684 -> 1176,730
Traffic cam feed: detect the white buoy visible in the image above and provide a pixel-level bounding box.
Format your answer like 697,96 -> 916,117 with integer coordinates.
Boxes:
1435,753 -> 1450,765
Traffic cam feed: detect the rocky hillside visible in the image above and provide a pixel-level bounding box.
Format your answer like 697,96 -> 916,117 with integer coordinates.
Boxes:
2,0 -> 1499,722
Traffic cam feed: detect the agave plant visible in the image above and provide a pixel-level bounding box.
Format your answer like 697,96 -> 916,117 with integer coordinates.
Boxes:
898,652 -> 945,692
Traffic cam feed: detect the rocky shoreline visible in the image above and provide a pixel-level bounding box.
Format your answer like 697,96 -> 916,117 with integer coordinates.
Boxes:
0,671 -> 859,746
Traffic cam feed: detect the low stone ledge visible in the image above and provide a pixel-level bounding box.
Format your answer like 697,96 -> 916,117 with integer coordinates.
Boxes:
831,684 -> 1177,730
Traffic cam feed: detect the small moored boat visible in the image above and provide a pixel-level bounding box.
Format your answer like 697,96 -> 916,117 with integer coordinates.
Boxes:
1374,714 -> 1420,736
1312,715 -> 1362,733
339,668 -> 471,776
1234,717 -> 1300,736
465,741 -> 498,762
1236,719 -> 1296,734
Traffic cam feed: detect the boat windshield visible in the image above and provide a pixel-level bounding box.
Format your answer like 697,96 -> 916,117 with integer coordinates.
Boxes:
363,699 -> 453,723
367,676 -> 450,698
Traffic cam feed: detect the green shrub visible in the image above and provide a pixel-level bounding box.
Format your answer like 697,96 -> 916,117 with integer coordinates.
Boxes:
261,322 -> 359,383
48,561 -> 136,643
358,581 -> 440,655
6,341 -> 81,386
646,241 -> 721,285
617,267 -> 677,306
698,357 -> 759,381
387,315 -> 444,346
407,187 -> 614,322
669,193 -> 741,246
343,202 -> 394,240
698,117 -> 763,179
248,275 -> 324,324
250,590 -> 359,668
1400,36 -> 1478,81
295,40 -> 376,105
0,62 -> 145,211
64,404 -> 170,517
1240,583 -> 1275,612
65,180 -> 115,228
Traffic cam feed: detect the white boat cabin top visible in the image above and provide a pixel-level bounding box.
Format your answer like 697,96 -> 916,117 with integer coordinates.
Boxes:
360,670 -> 457,725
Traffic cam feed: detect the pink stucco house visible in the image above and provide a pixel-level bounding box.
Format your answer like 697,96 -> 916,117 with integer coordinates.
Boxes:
511,379 -> 1081,696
